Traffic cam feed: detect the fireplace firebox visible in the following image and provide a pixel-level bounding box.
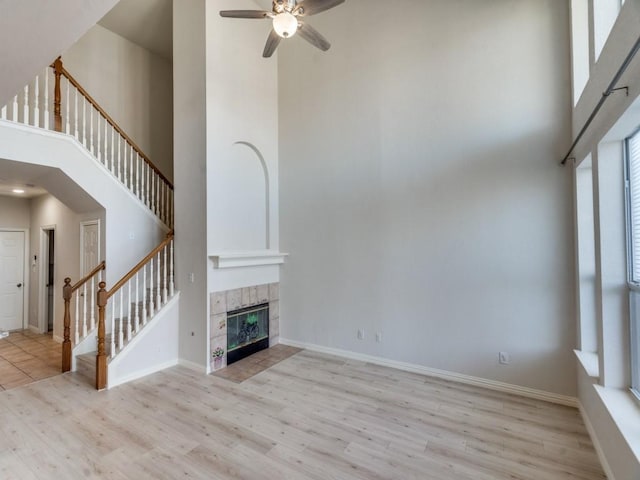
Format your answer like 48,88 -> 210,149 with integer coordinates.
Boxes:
226,303 -> 269,365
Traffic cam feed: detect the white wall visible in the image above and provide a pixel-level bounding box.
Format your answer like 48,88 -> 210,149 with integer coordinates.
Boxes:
0,196 -> 30,228
0,123 -> 167,291
172,0 -> 281,371
63,24 -> 174,181
278,0 -> 575,396
206,0 -> 281,295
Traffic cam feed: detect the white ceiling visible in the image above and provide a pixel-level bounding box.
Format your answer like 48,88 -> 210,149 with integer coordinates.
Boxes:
0,163 -> 51,199
99,0 -> 173,60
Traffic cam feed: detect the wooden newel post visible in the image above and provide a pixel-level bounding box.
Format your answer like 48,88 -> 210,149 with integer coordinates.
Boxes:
62,278 -> 72,372
96,281 -> 108,390
53,57 -> 63,132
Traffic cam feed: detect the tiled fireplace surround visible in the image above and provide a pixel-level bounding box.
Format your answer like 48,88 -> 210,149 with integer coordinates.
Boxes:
209,283 -> 280,371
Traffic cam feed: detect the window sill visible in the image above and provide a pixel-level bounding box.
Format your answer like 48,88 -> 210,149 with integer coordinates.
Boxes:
593,385 -> 640,464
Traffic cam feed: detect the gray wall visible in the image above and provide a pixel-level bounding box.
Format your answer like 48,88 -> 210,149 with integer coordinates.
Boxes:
0,0 -> 119,106
28,194 -> 104,337
173,0 -> 208,368
278,0 -> 575,395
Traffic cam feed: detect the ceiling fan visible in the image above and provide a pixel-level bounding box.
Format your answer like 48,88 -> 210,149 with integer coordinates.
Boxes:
220,0 -> 345,58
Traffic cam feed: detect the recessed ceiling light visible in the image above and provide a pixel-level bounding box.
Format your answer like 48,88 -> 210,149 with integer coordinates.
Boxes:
12,189 -> 25,194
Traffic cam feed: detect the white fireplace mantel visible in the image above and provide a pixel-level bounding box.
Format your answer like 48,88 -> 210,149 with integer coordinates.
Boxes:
209,250 -> 288,269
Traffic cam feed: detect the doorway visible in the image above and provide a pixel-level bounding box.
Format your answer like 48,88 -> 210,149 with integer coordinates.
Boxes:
0,230 -> 26,332
41,228 -> 55,334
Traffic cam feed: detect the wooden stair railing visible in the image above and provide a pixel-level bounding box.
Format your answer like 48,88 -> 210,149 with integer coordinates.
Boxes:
96,231 -> 174,390
0,57 -> 173,228
62,261 -> 106,372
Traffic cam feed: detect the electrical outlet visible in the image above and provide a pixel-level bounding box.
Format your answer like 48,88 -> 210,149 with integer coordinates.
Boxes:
188,273 -> 195,283
357,329 -> 365,340
499,351 -> 510,365
375,332 -> 382,343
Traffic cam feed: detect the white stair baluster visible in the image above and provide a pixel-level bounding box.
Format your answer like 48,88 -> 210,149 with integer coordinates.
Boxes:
1,105 -> 6,120
169,238 -> 174,297
149,258 -> 155,316
150,173 -> 156,215
89,106 -> 94,154
136,153 -> 140,199
12,95 -> 18,121
110,297 -> 116,358
142,264 -> 148,325
127,281 -> 132,340
118,289 -> 124,350
90,276 -> 96,331
110,127 -> 115,173
156,176 -> 160,216
123,144 -> 129,187
129,146 -> 133,192
104,120 -> 108,168
156,252 -> 161,309
117,135 -> 122,181
43,68 -> 49,130
135,272 -> 140,332
82,97 -> 87,147
141,162 -> 146,207
23,84 -> 29,125
74,88 -> 78,140
82,283 -> 88,338
65,78 -> 70,133
96,116 -> 101,162
161,183 -> 165,224
74,292 -> 80,344
34,75 -> 40,128
162,244 -> 167,303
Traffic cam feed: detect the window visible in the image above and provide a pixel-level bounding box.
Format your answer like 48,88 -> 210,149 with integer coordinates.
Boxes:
624,128 -> 640,393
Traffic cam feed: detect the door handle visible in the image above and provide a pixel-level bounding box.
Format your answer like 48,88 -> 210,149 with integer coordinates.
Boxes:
17,283 -> 22,288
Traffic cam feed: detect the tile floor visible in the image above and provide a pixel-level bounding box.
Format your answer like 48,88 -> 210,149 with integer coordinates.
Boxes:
0,329 -> 61,390
213,344 -> 302,383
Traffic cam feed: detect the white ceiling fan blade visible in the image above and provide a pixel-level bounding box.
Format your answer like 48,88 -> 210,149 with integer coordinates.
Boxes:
295,0 -> 345,16
297,22 -> 331,51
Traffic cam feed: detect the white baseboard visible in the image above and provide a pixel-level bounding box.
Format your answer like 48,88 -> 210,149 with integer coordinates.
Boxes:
578,402 -> 616,479
53,334 -> 63,344
28,325 -> 43,334
279,338 -> 578,408
108,358 -> 179,389
178,358 -> 207,373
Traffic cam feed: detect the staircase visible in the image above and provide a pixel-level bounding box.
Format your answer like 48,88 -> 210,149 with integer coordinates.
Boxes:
0,57 -> 179,390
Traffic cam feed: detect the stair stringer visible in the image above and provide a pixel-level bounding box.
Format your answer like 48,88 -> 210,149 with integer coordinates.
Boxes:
107,292 -> 180,389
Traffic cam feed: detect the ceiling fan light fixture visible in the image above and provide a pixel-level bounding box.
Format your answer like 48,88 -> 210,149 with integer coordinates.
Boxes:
273,12 -> 298,38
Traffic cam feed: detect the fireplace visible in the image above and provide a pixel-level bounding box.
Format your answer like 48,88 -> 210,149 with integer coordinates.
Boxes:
226,303 -> 269,365
210,283 -> 279,372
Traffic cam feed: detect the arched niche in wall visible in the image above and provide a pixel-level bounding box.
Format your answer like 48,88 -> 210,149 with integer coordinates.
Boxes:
210,141 -> 269,251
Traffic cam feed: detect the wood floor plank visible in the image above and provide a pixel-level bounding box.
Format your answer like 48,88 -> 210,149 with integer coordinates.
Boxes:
0,349 -> 606,479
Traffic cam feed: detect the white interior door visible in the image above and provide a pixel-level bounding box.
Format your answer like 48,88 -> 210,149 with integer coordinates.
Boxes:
81,221 -> 100,275
0,231 -> 25,331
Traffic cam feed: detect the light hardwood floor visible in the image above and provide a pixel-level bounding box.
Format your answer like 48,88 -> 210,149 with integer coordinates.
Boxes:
0,349 -> 605,479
